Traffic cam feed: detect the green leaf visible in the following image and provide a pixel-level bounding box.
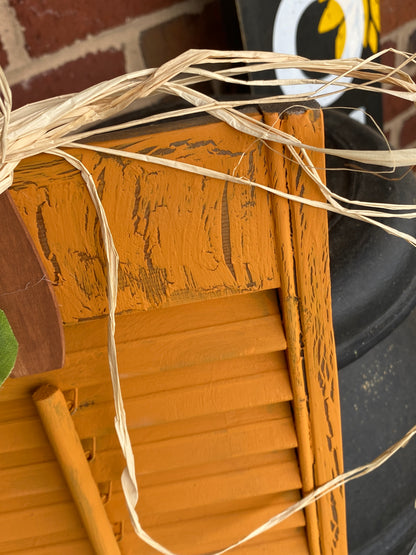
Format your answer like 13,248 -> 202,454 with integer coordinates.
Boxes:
0,309 -> 18,387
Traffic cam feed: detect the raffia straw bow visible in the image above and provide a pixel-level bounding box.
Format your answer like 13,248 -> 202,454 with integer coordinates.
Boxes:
1,48 -> 416,554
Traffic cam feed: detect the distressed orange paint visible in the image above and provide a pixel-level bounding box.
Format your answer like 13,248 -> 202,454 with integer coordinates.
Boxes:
0,108 -> 347,554
264,108 -> 347,553
11,113 -> 279,323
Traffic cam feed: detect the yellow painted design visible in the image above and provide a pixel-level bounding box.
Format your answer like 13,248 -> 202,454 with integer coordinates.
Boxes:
363,0 -> 380,52
368,20 -> 378,53
370,0 -> 380,31
335,20 -> 346,59
318,0 -> 344,33
363,0 -> 369,47
318,0 -> 346,58
318,0 -> 379,56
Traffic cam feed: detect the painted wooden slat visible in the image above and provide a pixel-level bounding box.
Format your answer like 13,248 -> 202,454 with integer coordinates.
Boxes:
1,371 -> 292,462
0,401 -> 292,469
0,308 -> 286,414
0,459 -> 67,506
0,349 -> 288,423
108,490 -> 305,531
130,490 -> 304,529
2,491 -> 305,554
61,313 -> 286,376
72,350 -> 288,407
218,534 -> 309,555
117,525 -> 309,555
1,491 -> 301,543
9,540 -> 94,555
106,313 -> 285,371
63,288 -> 281,353
0,449 -> 300,508
1,414 -> 298,513
3,523 -> 309,555
119,524 -> 309,555
137,464 -> 301,516
101,400 -> 292,451
93,416 -> 298,475
0,502 -> 88,549
88,370 -> 291,428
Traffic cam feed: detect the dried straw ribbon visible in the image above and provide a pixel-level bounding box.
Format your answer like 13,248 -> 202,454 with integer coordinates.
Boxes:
1,49 -> 416,554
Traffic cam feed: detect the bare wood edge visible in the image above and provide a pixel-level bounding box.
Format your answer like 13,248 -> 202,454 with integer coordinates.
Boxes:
263,108 -> 347,554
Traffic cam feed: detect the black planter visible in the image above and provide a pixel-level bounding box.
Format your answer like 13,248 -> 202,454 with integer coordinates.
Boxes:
325,111 -> 416,368
324,111 -> 416,554
339,309 -> 416,555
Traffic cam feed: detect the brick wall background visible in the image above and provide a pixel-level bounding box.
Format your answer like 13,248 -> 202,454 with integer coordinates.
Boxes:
380,0 -> 416,148
0,0 -> 241,108
0,0 -> 414,148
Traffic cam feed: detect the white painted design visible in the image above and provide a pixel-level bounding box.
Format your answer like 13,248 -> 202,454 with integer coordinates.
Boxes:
273,0 -> 364,106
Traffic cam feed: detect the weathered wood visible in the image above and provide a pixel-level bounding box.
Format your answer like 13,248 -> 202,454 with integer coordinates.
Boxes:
264,107 -> 347,554
1,107 -> 347,555
0,191 -> 64,377
263,110 -> 321,554
32,384 -> 120,555
11,113 -> 279,322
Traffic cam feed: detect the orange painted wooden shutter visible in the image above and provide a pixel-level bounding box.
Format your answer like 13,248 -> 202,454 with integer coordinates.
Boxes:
0,107 -> 347,554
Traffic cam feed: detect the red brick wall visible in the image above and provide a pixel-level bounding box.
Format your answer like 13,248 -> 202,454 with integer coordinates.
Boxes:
380,0 -> 416,148
0,0 -> 415,150
0,0 -> 240,109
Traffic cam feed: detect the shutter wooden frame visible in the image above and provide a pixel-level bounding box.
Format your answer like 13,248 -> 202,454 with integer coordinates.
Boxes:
0,106 -> 347,554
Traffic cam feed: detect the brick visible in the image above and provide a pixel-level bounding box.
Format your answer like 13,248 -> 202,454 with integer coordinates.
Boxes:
10,0 -> 183,57
380,0 -> 416,34
380,39 -> 414,123
408,29 -> 416,55
399,111 -> 416,147
380,39 -> 396,69
141,1 -> 229,68
0,39 -> 8,69
382,90 -> 412,122
11,49 -> 125,109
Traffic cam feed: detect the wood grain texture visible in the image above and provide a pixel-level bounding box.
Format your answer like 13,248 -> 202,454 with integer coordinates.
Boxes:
10,113 -> 279,323
0,191 -> 64,377
264,108 -> 347,554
